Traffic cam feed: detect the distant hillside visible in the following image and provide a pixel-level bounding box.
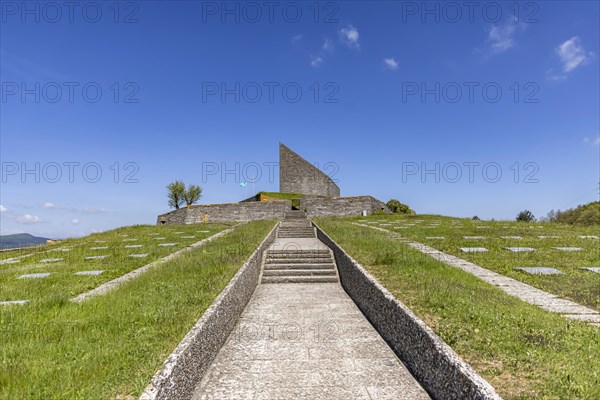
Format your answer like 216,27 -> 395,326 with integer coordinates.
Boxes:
546,201 -> 600,226
0,233 -> 51,250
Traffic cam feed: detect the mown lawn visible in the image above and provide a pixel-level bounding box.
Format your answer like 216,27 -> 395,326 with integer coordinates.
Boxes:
349,214 -> 600,309
0,223 -> 231,303
316,217 -> 600,400
0,220 -> 275,399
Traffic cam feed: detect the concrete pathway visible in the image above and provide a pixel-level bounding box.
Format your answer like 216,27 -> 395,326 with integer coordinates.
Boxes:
354,223 -> 600,325
193,220 -> 430,399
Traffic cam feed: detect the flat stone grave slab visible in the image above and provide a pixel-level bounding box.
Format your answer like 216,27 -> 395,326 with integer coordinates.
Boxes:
463,236 -> 485,239
0,259 -> 20,265
148,233 -> 160,236
75,270 -> 105,276
0,300 -> 29,305
505,247 -> 536,252
19,272 -> 51,279
54,248 -> 72,252
129,253 -> 148,258
94,240 -> 107,243
538,236 -> 560,239
154,237 -> 166,240
123,238 -> 137,242
90,246 -> 108,250
501,236 -> 522,239
40,258 -> 63,263
180,236 -> 195,239
380,223 -> 392,226
515,267 -> 564,275
460,247 -> 488,253
158,243 -> 178,247
476,226 -> 487,229
553,247 -> 583,252
85,255 -> 107,260
197,230 -> 210,233
124,245 -> 142,248
580,267 -> 600,274
121,234 -> 129,237
174,231 -> 184,234
426,236 -> 445,239
579,236 -> 599,239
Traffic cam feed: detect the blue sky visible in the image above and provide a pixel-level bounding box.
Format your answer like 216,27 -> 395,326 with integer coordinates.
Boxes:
1,0 -> 598,238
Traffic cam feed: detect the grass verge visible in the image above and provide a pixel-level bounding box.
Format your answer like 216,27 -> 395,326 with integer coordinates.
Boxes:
0,220 -> 275,399
316,217 -> 600,400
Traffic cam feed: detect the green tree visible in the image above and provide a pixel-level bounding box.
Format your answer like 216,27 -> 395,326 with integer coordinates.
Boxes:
183,184 -> 202,206
386,199 -> 411,214
516,210 -> 535,222
167,180 -> 186,209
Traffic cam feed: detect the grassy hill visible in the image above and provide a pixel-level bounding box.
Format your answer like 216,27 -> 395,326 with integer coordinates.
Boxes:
0,233 -> 50,250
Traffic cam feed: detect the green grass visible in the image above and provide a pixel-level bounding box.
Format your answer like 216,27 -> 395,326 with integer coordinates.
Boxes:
0,220 -> 275,399
0,223 -> 232,303
347,214 -> 600,309
316,217 -> 600,400
258,191 -> 304,201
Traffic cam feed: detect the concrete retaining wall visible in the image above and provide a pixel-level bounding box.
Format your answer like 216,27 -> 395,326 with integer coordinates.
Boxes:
313,222 -> 501,400
157,201 -> 289,225
299,195 -> 389,218
139,222 -> 279,400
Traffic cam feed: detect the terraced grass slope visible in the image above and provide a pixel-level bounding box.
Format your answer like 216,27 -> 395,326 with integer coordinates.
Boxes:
316,216 -> 600,400
0,220 -> 275,399
351,214 -> 600,309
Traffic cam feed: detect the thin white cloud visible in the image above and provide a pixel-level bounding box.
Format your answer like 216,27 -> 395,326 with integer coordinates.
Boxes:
487,21 -> 524,54
291,34 -> 303,43
0,204 -> 7,213
41,202 -> 57,209
71,219 -> 80,225
82,207 -> 106,214
323,38 -> 333,51
556,36 -> 592,73
383,58 -> 399,71
310,55 -> 323,67
339,25 -> 360,49
16,214 -> 42,224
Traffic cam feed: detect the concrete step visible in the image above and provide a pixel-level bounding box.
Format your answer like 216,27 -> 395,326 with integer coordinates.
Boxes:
266,254 -> 331,260
261,275 -> 339,284
265,258 -> 333,264
264,263 -> 335,270
267,249 -> 330,255
262,269 -> 337,277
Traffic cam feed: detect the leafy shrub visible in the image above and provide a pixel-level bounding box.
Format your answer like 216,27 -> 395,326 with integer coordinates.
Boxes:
386,199 -> 412,214
516,210 -> 535,222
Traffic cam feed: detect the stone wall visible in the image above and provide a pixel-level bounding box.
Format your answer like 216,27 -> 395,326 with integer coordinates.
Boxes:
279,143 -> 340,197
157,201 -> 290,225
299,195 -> 389,218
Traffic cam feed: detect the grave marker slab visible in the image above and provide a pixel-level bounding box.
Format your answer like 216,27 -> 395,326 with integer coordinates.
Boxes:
505,247 -> 535,252
158,243 -> 178,247
154,237 -> 166,240
90,246 -> 109,250
85,255 -> 107,260
501,236 -> 522,239
40,258 -> 62,263
197,230 -> 210,233
174,231 -> 184,234
538,236 -> 560,239
0,300 -> 29,305
463,236 -> 485,239
125,245 -> 143,248
19,273 -> 51,279
180,236 -> 195,239
460,247 -> 488,253
148,233 -> 160,236
75,270 -> 105,276
580,267 -> 600,274
553,247 -> 583,252
129,253 -> 148,258
515,267 -> 563,275
54,248 -> 72,252
123,238 -> 137,242
94,240 -> 107,243
579,236 -> 599,239
426,237 -> 445,239
0,259 -> 20,265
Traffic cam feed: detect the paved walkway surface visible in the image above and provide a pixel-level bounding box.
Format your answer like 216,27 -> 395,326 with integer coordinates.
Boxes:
355,223 -> 600,326
193,236 -> 431,399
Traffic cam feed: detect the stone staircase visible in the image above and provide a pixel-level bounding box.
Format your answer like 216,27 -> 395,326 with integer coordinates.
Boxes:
260,211 -> 339,284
